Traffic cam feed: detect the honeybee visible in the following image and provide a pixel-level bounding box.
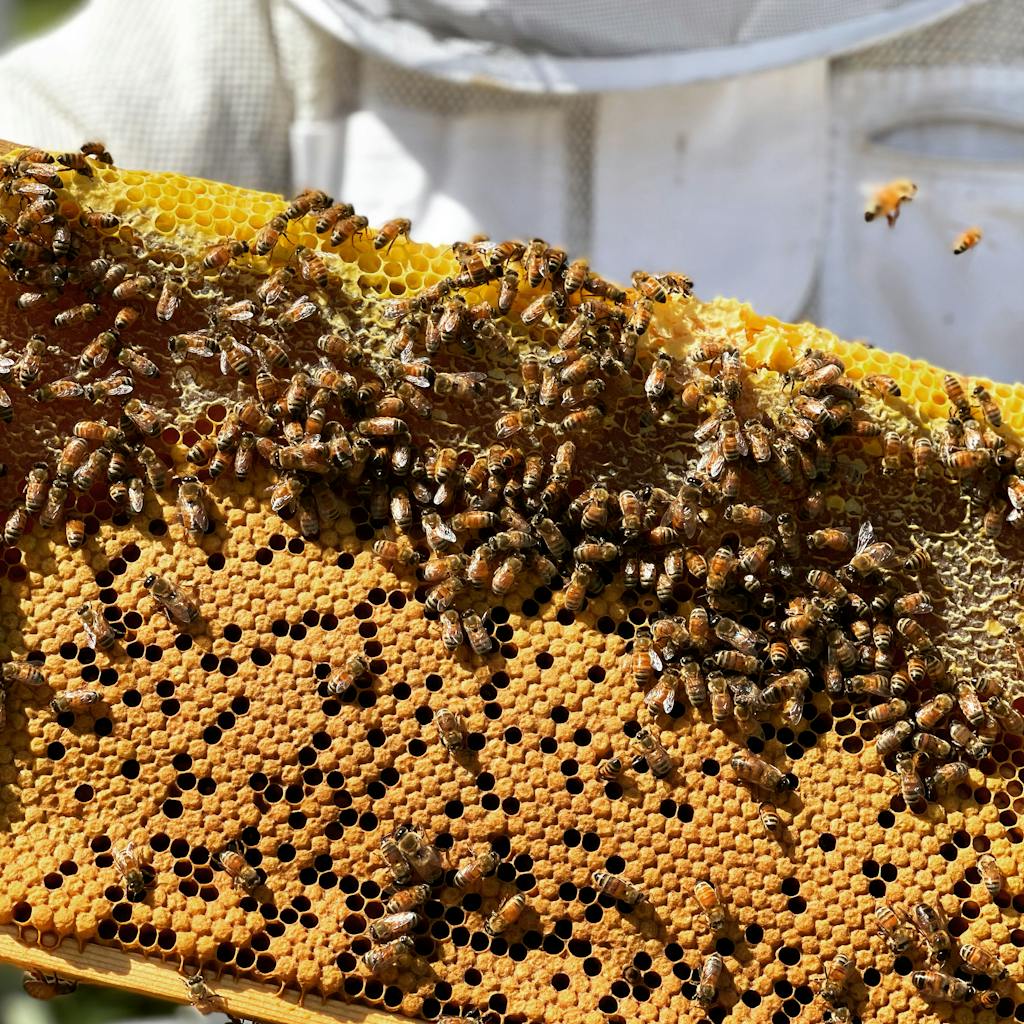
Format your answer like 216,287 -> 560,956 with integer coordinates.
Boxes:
367,911 -> 419,946
385,884 -> 430,915
363,936 -> 414,973
275,294 -> 317,327
370,217 -> 411,251
436,609 -> 464,652
175,476 -> 209,539
179,973 -> 224,1015
593,870 -> 646,907
894,752 -> 926,811
78,602 -> 119,651
927,761 -> 969,798
380,836 -> 413,886
21,972 -> 78,1001
630,727 -> 673,778
106,840 -> 147,900
144,573 -> 199,624
873,902 -> 914,954
485,892 -> 527,936
563,564 -> 594,612
435,708 -> 464,755
912,970 -> 974,1003
326,655 -> 368,697
454,849 -> 500,890
966,383 -> 1002,430
940,373 -> 971,420
491,554 -> 524,596
730,751 -> 791,794
864,178 -> 917,226
977,854 -> 1004,899
692,879 -> 725,932
50,688 -> 101,715
373,539 -> 420,569
394,824 -> 443,884
756,802 -> 782,836
215,845 -> 260,892
1,659 -> 44,687
951,225 -> 983,254
907,902 -> 951,964
596,757 -> 623,782
959,942 -> 1008,981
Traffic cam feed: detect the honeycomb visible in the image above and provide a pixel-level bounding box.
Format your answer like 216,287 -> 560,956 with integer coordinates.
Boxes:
0,141 -> 1022,1024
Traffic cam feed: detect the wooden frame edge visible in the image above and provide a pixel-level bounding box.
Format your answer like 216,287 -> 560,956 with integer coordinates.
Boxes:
0,928 -> 412,1024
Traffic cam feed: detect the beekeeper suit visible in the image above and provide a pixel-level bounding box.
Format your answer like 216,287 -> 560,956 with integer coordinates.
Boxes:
0,0 -> 1021,381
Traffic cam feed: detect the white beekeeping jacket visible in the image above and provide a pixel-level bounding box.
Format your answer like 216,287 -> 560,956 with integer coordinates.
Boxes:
0,0 -> 1021,382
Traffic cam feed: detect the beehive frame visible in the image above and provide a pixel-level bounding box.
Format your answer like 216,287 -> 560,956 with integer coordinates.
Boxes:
0,140 -> 1021,1024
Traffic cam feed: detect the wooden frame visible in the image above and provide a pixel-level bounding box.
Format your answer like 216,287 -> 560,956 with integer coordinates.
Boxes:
0,927 -> 412,1023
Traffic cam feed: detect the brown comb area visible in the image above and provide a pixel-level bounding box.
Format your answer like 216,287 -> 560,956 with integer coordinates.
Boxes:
0,147 -> 1022,1024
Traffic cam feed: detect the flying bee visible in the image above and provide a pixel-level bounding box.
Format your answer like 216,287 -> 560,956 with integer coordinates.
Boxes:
630,727 -> 673,778
952,225 -> 983,254
977,854 -> 1004,899
77,602 -> 118,651
363,937 -> 414,973
864,178 -> 917,226
50,688 -> 101,715
380,835 -> 413,887
593,870 -> 646,907
454,849 -> 500,890
21,972 -> 78,1001
434,708 -> 464,755
144,573 -> 199,624
912,971 -> 974,1003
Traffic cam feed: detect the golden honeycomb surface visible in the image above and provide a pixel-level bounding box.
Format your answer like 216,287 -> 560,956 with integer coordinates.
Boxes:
0,147 -> 1021,1024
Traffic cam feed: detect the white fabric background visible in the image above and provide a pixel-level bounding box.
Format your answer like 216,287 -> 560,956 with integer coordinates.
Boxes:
0,0 -> 1020,380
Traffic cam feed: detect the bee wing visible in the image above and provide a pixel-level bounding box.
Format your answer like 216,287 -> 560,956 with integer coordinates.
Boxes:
650,649 -> 664,673
404,373 -> 431,389
856,519 -> 875,553
99,375 -> 134,397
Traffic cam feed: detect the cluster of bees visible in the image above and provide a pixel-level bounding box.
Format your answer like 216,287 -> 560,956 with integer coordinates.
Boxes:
0,145 -> 1021,1021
